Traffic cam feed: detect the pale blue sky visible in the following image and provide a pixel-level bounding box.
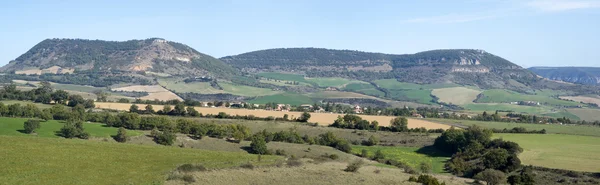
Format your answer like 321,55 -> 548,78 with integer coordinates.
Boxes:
1,0 -> 599,67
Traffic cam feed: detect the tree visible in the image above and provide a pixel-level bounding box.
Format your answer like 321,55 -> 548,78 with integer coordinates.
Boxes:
186,106 -> 200,117
153,130 -> 176,145
93,90 -> 108,102
119,113 -> 141,130
390,117 -> 408,132
171,103 -> 186,116
114,127 -> 128,143
23,119 -> 41,134
297,112 -> 311,122
474,169 -> 506,185
67,94 -> 86,107
250,135 -> 268,154
72,104 -> 86,121
362,135 -> 379,146
161,105 -> 171,115
283,114 -> 289,121
59,120 -> 89,139
129,104 -> 139,113
145,104 -> 155,114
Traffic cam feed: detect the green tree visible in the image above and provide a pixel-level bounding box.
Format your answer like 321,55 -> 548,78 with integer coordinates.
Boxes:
474,169 -> 506,185
114,127 -> 128,143
298,112 -> 311,122
153,130 -> 176,145
171,103 -> 186,116
93,90 -> 108,102
250,135 -> 268,154
161,105 -> 171,115
119,113 -> 141,130
145,104 -> 155,114
390,117 -> 408,132
129,104 -> 139,113
67,94 -> 86,107
23,119 -> 41,134
186,106 -> 200,117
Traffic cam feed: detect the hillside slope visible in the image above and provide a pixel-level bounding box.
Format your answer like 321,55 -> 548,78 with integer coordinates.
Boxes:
529,67 -> 600,85
1,38 -> 238,80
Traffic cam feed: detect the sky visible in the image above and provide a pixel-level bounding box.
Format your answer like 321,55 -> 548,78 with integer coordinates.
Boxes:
0,0 -> 599,67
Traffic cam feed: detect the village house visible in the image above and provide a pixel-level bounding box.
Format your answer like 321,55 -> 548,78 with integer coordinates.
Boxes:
276,104 -> 290,111
354,105 -> 363,114
299,104 -> 313,110
411,112 -> 423,118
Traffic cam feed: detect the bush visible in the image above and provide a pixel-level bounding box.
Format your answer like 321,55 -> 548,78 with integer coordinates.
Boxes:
361,149 -> 369,157
240,163 -> 254,169
419,162 -> 432,173
372,149 -> 385,161
344,159 -> 364,172
58,120 -> 89,139
474,169 -> 506,185
275,149 -> 287,156
181,175 -> 195,183
114,127 -> 128,143
414,174 -> 444,185
23,119 -> 41,134
153,130 -> 176,145
362,135 -> 379,146
328,154 -> 339,160
177,164 -> 207,172
250,135 -> 268,155
287,157 -> 303,167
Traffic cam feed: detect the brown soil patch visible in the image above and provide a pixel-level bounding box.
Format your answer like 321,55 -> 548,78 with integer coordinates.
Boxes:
94,102 -> 450,129
111,85 -> 182,101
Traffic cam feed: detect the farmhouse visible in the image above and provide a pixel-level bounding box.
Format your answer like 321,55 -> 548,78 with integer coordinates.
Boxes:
354,105 -> 363,114
300,104 -> 313,110
276,104 -> 290,111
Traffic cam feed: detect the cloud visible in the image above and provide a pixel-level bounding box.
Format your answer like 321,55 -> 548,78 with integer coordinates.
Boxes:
526,0 -> 600,12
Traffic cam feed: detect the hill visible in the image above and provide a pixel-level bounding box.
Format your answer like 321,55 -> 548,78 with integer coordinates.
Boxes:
1,38 -> 238,87
222,48 -> 538,91
529,67 -> 600,85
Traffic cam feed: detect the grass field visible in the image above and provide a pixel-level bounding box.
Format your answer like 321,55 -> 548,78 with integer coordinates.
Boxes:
463,103 -> 553,114
95,102 -> 451,129
351,145 -> 450,174
373,79 -> 457,90
0,117 -> 142,138
157,78 -> 224,94
388,89 -> 434,104
166,159 -> 472,185
344,83 -> 386,97
248,93 -> 315,105
561,95 -> 600,105
476,89 -> 581,106
257,72 -> 309,83
219,82 -> 281,96
0,135 -> 280,185
306,77 -> 365,88
432,87 -> 481,105
496,134 -> 600,172
567,108 -> 600,121
428,118 -> 600,137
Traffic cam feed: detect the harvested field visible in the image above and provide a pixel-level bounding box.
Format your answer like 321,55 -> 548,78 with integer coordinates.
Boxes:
111,85 -> 182,101
567,108 -> 600,121
164,160 -> 473,185
561,96 -> 600,105
432,87 -> 481,105
94,102 -> 451,129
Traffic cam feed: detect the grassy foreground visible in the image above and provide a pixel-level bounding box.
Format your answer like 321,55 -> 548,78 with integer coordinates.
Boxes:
428,118 -> 600,137
0,117 -> 142,138
0,136 -> 280,185
351,145 -> 450,174
496,134 -> 600,172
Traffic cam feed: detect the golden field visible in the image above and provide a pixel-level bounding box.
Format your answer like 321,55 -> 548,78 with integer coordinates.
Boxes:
94,102 -> 451,129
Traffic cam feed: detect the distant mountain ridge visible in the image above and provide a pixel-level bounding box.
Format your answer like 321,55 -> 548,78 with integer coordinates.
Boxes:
529,67 -> 600,85
221,48 -> 535,91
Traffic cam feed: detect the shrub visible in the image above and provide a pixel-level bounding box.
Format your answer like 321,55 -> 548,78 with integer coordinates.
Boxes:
344,159 -> 364,172
372,149 -> 385,161
474,169 -> 506,185
287,157 -> 303,167
275,149 -> 287,156
153,130 -> 176,146
419,162 -> 432,173
361,149 -> 369,157
58,120 -> 89,139
414,174 -> 444,185
362,135 -> 379,146
250,135 -> 268,155
177,164 -> 207,172
240,163 -> 254,169
181,175 -> 195,183
23,119 -> 41,134
114,127 -> 128,143
328,154 -> 339,160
